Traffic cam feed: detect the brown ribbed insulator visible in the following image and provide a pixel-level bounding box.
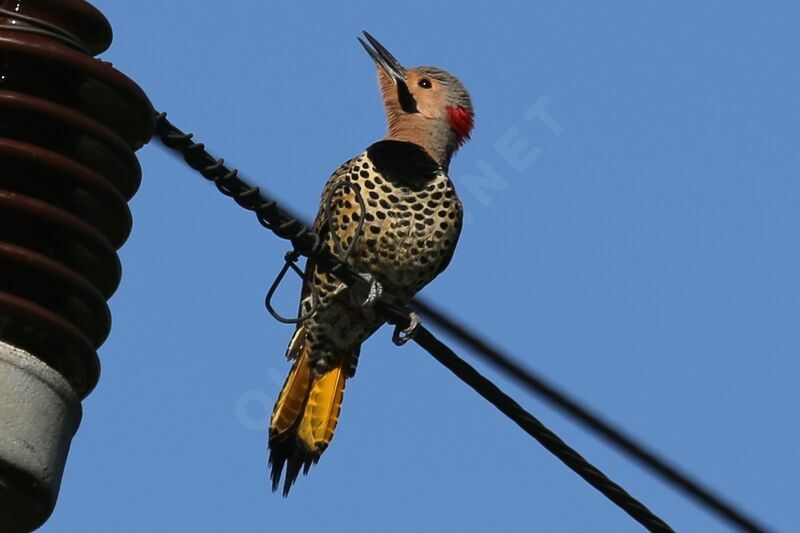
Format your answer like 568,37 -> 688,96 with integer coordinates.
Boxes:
0,1 -> 154,529
0,0 -> 153,396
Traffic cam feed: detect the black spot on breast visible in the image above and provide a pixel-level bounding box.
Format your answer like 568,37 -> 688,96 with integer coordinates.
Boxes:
360,170 -> 370,178
388,194 -> 400,203
411,203 -> 424,211
368,191 -> 379,200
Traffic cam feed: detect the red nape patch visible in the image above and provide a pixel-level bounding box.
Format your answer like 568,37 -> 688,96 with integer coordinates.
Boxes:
446,106 -> 474,147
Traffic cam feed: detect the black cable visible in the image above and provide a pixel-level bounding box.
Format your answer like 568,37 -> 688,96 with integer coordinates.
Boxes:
411,299 -> 770,533
412,326 -> 673,532
153,112 -> 674,531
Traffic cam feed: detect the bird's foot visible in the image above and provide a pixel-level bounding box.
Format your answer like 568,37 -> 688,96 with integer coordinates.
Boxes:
392,312 -> 421,346
350,273 -> 383,308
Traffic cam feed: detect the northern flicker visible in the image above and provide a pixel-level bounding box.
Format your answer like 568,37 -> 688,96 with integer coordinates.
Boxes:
268,31 -> 474,495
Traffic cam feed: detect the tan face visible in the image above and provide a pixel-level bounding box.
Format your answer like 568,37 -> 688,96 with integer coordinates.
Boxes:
377,68 -> 453,121
404,70 -> 451,120
376,64 -> 474,157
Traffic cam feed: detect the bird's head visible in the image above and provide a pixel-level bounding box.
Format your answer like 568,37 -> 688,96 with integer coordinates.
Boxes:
359,31 -> 474,170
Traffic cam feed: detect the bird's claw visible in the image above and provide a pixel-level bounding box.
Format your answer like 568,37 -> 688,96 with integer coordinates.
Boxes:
392,312 -> 421,346
350,273 -> 383,308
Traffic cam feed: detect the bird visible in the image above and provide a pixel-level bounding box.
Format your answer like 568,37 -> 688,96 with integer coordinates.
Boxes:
268,31 -> 474,495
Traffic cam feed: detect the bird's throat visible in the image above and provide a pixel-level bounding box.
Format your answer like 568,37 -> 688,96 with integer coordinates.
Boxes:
385,114 -> 459,172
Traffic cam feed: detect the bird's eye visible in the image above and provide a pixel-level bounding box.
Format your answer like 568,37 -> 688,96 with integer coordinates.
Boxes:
418,78 -> 432,89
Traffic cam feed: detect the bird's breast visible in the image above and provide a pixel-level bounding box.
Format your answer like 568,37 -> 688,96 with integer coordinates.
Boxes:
344,156 -> 462,298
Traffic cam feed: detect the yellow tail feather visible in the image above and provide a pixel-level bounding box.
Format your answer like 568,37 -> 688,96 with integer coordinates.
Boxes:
270,329 -> 312,436
268,327 -> 351,495
297,361 -> 346,453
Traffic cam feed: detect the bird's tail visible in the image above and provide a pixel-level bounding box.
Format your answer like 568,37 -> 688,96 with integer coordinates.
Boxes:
268,327 -> 351,495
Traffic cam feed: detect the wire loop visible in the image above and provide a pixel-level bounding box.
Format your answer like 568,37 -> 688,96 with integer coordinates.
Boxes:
265,251 -> 318,324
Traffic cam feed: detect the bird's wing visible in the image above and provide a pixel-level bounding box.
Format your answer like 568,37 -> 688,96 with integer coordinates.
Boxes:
290,157 -> 360,336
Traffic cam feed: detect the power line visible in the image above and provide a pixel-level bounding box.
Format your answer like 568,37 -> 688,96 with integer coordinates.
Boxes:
411,299 -> 771,533
154,112 -> 674,530
410,326 -> 673,532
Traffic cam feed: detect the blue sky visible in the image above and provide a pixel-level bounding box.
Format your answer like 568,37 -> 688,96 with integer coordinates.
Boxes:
42,2 -> 798,531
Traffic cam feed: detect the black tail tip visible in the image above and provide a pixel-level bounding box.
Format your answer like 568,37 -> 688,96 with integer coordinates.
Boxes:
268,437 -> 317,496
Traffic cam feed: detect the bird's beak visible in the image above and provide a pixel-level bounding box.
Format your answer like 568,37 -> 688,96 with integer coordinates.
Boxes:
358,31 -> 406,85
